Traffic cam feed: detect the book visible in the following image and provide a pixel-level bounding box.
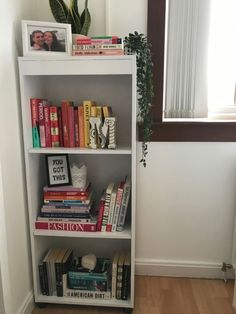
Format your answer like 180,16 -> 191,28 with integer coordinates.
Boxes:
121,252 -> 131,300
38,99 -> 48,147
96,191 -> 106,231
101,182 -> 115,232
61,100 -> 70,147
30,98 -> 40,147
43,103 -> 52,147
111,251 -> 119,298
74,107 -> 79,147
68,258 -> 111,291
73,43 -> 124,50
116,251 -> 126,299
106,184 -> 118,232
48,248 -> 62,294
43,190 -> 93,204
57,107 -> 63,147
78,105 -> 85,148
75,35 -> 122,45
112,181 -> 125,232
35,221 -> 97,232
42,248 -> 53,295
41,205 -> 91,213
44,194 -> 91,202
55,248 -> 73,297
39,212 -> 91,219
116,177 -> 131,232
62,274 -> 111,299
68,103 -> 75,147
83,100 -> 92,147
49,106 -> 60,147
37,216 -> 91,223
43,181 -> 90,193
72,49 -> 124,56
38,262 -> 47,295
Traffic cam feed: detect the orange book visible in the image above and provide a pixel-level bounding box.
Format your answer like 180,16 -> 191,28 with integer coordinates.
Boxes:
83,100 -> 92,148
78,105 -> 85,148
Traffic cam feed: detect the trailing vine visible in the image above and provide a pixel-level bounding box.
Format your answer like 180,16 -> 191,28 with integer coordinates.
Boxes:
124,32 -> 154,167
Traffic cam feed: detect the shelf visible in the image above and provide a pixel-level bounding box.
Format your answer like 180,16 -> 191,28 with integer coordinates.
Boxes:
36,294 -> 132,308
18,55 -> 136,76
28,146 -> 132,155
33,228 -> 132,239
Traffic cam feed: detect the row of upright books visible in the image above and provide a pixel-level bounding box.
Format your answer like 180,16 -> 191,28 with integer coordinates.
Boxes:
72,35 -> 124,56
30,98 -> 115,149
38,248 -> 131,301
34,176 -> 131,233
97,176 -> 131,232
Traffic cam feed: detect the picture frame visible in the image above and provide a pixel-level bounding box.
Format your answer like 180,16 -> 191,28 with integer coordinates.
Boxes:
21,20 -> 72,57
45,154 -> 72,187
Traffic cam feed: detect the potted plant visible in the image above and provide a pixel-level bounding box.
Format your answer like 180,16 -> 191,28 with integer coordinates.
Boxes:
49,0 -> 91,35
124,32 -> 154,167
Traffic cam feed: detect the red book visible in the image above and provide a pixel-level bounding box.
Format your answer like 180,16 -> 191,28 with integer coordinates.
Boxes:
78,106 -> 85,148
38,99 -> 48,147
96,193 -> 106,231
35,221 -> 97,232
74,107 -> 79,147
61,101 -> 70,147
43,104 -> 52,147
50,106 -> 60,147
43,189 -> 90,197
57,107 -> 63,147
68,104 -> 75,147
44,194 -> 90,201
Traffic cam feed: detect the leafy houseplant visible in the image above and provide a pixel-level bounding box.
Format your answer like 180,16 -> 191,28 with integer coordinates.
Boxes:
124,32 -> 154,167
49,0 -> 91,35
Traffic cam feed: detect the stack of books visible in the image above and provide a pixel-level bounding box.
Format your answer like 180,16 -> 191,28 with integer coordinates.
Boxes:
72,35 -> 124,56
96,176 -> 131,232
35,182 -> 97,232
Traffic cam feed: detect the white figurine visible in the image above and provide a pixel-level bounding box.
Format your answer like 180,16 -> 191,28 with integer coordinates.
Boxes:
70,162 -> 87,189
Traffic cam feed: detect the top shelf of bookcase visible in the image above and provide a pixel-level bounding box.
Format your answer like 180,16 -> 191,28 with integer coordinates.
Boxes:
18,55 -> 136,76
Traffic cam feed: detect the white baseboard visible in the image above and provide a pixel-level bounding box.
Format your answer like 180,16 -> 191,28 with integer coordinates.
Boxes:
135,258 -> 235,279
18,291 -> 34,314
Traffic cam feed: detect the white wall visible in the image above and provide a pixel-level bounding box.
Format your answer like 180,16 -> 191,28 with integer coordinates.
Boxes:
30,0 -> 236,278
0,1 -> 35,313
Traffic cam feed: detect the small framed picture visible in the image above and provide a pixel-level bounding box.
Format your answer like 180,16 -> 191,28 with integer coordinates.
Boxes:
21,20 -> 72,57
45,154 -> 71,187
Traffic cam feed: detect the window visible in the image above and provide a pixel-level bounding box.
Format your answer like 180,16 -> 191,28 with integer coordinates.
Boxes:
146,0 -> 236,141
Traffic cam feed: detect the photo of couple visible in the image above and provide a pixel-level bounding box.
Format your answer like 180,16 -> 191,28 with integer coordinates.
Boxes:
29,28 -> 66,52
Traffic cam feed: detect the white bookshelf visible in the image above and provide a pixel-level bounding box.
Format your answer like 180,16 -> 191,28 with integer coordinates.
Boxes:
18,55 -> 136,313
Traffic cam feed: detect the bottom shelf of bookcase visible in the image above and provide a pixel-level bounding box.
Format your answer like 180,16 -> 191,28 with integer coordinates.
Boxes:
35,294 -> 133,308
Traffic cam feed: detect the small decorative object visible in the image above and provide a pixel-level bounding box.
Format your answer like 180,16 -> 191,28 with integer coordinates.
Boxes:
45,154 -> 71,187
89,117 -> 116,149
21,20 -> 72,57
70,162 -> 87,189
106,117 -> 117,149
124,32 -> 154,167
49,0 -> 91,36
81,253 -> 97,271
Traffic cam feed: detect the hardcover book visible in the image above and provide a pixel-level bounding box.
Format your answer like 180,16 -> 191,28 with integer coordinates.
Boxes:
35,221 -> 97,232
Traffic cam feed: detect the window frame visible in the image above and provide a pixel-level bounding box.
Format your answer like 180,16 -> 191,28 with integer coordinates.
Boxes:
145,0 -> 236,142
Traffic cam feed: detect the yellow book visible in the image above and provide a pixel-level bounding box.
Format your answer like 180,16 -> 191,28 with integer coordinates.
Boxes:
90,105 -> 97,117
83,100 -> 92,147
96,106 -> 102,118
102,106 -> 110,118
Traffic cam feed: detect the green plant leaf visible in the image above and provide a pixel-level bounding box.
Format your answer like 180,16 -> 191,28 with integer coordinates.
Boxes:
49,0 -> 69,23
68,7 -> 82,33
80,9 -> 91,35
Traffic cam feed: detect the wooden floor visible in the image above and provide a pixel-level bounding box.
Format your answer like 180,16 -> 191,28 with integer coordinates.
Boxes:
32,276 -> 236,314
